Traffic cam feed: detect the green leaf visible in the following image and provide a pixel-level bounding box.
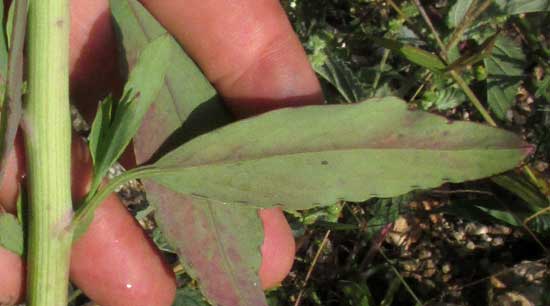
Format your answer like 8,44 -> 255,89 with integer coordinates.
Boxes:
0,213 -> 24,256
88,34 -> 171,191
447,0 -> 475,28
311,51 -> 369,103
369,36 -> 446,72
152,97 -> 530,209
172,287 -> 210,306
340,280 -> 375,306
492,174 -> 549,212
495,0 -> 550,14
365,193 -> 413,240
421,85 -> 466,111
484,35 -> 526,121
110,1 -> 267,306
0,0 -> 27,189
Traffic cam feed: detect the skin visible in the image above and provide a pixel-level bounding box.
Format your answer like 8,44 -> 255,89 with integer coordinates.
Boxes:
0,0 -> 322,304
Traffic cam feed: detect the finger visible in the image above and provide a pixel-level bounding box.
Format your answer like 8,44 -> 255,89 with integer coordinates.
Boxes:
70,137 -> 178,306
70,195 -> 177,306
0,132 -> 25,213
139,0 -> 323,118
0,247 -> 25,305
69,0 -> 122,122
258,208 -> 295,289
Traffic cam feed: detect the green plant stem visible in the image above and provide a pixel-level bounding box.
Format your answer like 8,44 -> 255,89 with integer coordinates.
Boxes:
24,1 -> 73,305
72,165 -> 162,233
449,70 -> 497,126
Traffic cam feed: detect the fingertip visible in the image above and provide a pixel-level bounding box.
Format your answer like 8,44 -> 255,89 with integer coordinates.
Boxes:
258,208 -> 296,290
0,246 -> 25,305
69,0 -> 121,121
0,132 -> 26,213
71,193 -> 177,306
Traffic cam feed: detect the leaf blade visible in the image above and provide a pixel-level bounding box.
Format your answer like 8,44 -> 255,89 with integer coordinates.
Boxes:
153,98 -> 530,209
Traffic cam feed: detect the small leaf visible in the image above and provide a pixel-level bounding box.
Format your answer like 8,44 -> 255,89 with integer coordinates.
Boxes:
421,85 -> 466,111
369,36 -> 446,72
484,35 -> 526,120
310,50 -> 369,103
0,213 -> 24,256
447,0 -> 475,28
495,0 -> 550,14
492,174 -> 549,212
446,32 -> 499,72
153,97 -> 530,209
88,34 -> 171,190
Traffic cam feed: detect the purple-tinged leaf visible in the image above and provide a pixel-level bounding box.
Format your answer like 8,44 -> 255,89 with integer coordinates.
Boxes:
145,182 -> 266,306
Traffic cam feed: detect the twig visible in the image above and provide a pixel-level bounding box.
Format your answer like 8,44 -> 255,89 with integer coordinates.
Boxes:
372,48 -> 391,96
408,71 -> 432,102
294,230 -> 331,306
496,197 -> 550,256
445,0 -> 493,52
449,70 -> 497,126
359,223 -> 393,270
386,0 -> 409,21
379,249 -> 424,306
412,0 -> 447,58
408,0 -> 497,126
524,206 -> 550,226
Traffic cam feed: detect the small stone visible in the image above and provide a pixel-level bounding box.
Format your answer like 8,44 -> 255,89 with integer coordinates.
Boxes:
534,161 -> 549,172
466,241 -> 476,250
401,259 -> 419,272
453,231 -> 466,241
490,276 -> 507,289
423,268 -> 436,278
492,237 -> 504,247
442,263 -> 451,274
419,250 -> 432,260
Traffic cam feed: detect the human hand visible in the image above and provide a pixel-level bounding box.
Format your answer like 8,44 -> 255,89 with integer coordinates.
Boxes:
0,0 -> 323,305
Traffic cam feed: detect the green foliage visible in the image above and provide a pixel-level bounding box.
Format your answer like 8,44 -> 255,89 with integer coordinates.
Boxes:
0,213 -> 23,256
368,36 -> 446,73
364,193 -> 414,240
153,97 -> 528,209
484,35 -> 527,120
339,280 -> 375,306
495,0 -> 550,15
447,0 -> 475,28
172,287 -> 210,306
88,35 -> 171,193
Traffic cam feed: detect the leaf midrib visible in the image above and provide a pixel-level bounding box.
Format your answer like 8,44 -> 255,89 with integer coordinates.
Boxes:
158,146 -> 524,170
